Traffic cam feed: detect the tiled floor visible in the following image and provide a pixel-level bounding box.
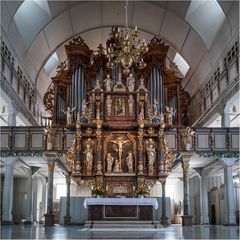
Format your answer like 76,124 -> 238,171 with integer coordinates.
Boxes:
1,224 -> 239,239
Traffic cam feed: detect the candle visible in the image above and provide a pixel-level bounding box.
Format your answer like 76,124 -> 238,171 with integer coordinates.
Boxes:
135,26 -> 137,31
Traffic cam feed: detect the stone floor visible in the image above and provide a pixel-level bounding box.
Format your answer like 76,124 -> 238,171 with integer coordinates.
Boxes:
1,224 -> 239,239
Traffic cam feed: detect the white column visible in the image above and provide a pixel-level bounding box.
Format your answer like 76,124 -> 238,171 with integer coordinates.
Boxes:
195,167 -> 212,224
25,172 -> 33,222
2,157 -> 17,223
44,152 -> 56,226
221,158 -> 237,225
181,153 -> 193,226
64,174 -> 71,224
223,112 -> 231,127
7,104 -> 17,126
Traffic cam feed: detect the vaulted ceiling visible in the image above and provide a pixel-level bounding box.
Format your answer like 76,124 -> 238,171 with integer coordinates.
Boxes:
1,0 -> 239,99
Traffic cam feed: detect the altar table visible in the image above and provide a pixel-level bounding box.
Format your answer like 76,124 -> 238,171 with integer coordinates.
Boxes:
84,198 -> 158,221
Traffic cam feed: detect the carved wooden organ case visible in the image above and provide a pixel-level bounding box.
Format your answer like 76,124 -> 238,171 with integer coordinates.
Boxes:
44,36 -> 190,197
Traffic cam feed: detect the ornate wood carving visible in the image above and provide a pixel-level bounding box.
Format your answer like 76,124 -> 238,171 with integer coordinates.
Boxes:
43,34 -> 193,195
43,84 -> 54,117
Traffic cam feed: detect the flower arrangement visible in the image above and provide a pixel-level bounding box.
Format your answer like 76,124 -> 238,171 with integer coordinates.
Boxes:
135,186 -> 149,198
92,186 -> 106,198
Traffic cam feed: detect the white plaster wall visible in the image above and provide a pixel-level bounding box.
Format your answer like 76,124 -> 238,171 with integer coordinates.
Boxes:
150,179 -> 183,221
150,181 -> 162,197
208,175 -> 224,191
165,179 -> 183,222
70,183 -> 92,197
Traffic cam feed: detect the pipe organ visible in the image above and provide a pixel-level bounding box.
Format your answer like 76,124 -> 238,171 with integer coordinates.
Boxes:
43,35 -> 190,196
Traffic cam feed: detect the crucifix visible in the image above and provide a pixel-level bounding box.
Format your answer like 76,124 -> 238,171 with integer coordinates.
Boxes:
110,139 -> 130,172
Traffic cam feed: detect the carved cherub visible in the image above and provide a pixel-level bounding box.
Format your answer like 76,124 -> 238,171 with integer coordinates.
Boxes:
44,127 -> 55,150
63,106 -> 76,125
181,127 -> 195,150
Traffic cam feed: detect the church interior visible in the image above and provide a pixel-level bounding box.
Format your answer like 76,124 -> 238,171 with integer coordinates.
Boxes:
0,0 -> 239,239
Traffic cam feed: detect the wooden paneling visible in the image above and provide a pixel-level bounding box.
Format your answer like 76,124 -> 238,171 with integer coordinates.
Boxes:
212,129 -> 228,151
195,129 -> 211,151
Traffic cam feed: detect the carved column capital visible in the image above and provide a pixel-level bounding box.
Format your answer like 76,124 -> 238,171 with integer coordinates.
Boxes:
47,160 -> 55,172
194,167 -> 212,179
44,152 -> 57,172
159,177 -> 166,185
181,152 -> 193,173
220,157 -> 237,167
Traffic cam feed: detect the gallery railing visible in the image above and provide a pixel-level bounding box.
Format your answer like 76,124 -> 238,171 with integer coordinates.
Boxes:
0,127 -> 238,157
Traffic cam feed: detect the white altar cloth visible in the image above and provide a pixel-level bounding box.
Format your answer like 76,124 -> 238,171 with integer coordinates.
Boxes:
83,198 -> 158,209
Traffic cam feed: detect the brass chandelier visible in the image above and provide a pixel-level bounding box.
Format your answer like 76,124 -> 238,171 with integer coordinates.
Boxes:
106,1 -> 148,74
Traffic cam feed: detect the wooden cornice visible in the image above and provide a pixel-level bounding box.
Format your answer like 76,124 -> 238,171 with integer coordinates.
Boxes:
65,36 -> 92,59
164,70 -> 183,85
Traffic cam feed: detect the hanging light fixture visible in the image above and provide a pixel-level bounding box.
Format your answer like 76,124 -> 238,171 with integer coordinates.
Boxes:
106,0 -> 148,75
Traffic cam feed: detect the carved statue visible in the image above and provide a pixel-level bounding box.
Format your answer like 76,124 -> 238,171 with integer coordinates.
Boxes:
88,95 -> 93,113
147,100 -> 154,119
96,109 -> 102,120
104,74 -> 112,91
159,112 -> 166,129
127,73 -> 135,92
106,153 -> 114,173
138,108 -> 144,120
165,106 -> 176,125
110,139 -> 130,172
93,76 -> 103,91
113,159 -> 121,173
147,144 -> 156,175
44,127 -> 55,150
115,98 -> 125,115
153,99 -> 159,116
126,152 -> 134,173
106,95 -> 112,115
63,106 -> 76,125
84,144 -> 93,174
128,95 -> 134,116
181,127 -> 195,150
82,99 -> 87,115
137,76 -> 146,91
113,73 -> 126,91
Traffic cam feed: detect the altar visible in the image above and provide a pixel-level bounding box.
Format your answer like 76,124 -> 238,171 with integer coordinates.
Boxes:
84,198 -> 158,221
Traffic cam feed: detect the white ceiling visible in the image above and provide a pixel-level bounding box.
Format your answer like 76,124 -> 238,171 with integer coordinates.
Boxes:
0,156 -> 67,184
1,0 -> 238,99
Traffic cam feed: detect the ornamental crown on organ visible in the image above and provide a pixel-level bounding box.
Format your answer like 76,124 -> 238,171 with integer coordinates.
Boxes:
43,35 -> 191,197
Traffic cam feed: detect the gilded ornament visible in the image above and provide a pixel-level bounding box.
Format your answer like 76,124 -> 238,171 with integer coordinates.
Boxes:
85,128 -> 93,136
147,127 -> 154,137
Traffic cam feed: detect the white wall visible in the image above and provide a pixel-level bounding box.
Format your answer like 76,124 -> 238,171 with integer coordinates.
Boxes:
70,183 -> 92,197
208,175 -> 224,191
